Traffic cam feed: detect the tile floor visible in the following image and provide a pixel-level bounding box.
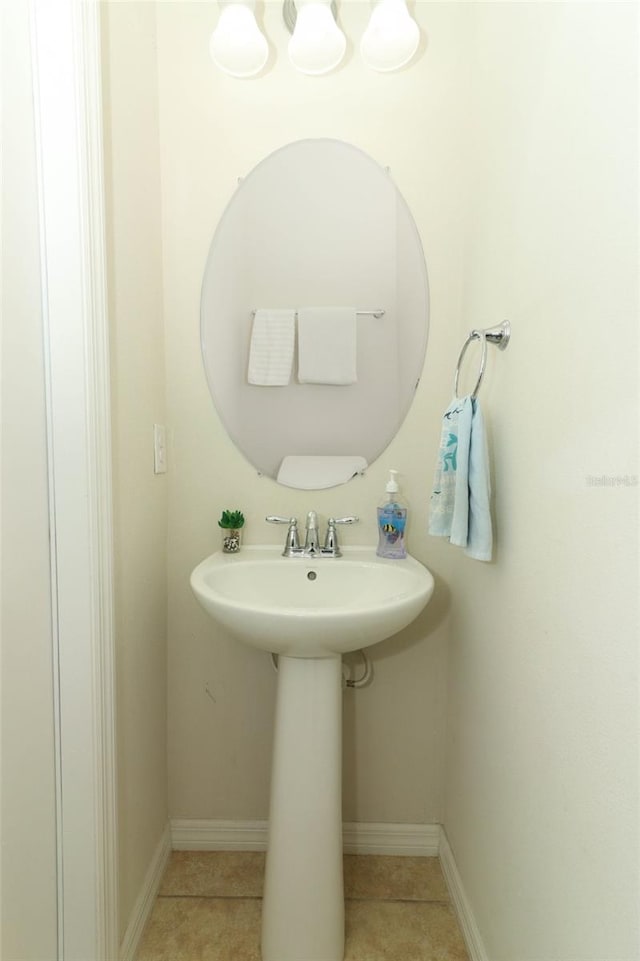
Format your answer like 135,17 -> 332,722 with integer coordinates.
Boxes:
135,851 -> 470,961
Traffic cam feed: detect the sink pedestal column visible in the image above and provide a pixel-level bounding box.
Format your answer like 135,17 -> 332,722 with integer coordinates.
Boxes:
261,654 -> 344,961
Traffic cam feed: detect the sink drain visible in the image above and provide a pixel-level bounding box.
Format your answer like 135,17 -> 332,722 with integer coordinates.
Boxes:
306,570 -> 317,581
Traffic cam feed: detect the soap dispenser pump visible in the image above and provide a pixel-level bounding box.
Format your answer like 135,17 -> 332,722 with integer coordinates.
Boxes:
376,469 -> 408,559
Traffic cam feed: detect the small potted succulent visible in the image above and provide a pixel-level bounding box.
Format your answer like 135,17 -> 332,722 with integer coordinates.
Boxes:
218,509 -> 245,554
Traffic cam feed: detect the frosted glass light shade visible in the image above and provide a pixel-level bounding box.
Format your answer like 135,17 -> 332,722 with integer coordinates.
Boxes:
209,2 -> 268,78
288,1 -> 347,76
361,0 -> 420,72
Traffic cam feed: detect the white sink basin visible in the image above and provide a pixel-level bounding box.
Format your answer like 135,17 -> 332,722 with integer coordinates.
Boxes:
190,545 -> 434,657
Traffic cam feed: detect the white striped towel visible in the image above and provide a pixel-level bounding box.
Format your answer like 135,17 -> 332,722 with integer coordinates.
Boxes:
247,309 -> 296,386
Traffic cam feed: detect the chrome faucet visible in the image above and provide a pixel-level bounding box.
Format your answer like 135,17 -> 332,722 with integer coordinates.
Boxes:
266,513 -> 358,557
303,510 -> 320,554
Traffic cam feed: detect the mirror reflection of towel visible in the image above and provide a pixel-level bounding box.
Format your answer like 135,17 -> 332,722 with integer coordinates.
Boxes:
248,309 -> 296,386
297,307 -> 357,385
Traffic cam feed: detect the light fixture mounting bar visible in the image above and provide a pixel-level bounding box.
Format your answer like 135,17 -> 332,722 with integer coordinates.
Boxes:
282,0 -> 340,34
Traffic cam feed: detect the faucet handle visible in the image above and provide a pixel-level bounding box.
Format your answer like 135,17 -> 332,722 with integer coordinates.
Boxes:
323,516 -> 359,555
265,515 -> 300,554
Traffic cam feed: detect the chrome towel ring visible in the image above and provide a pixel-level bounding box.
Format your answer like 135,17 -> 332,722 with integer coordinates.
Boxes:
454,320 -> 511,400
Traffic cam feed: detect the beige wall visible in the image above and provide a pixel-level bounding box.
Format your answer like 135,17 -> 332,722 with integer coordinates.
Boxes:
101,3 -> 169,944
155,1 -> 469,825
1,3 -> 59,958
444,3 -> 639,957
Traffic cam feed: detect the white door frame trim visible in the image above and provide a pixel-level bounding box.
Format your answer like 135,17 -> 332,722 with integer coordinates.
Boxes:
30,1 -> 118,957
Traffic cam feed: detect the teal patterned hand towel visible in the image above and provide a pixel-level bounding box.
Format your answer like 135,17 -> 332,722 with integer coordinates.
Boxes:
429,396 -> 472,540
428,395 -> 492,561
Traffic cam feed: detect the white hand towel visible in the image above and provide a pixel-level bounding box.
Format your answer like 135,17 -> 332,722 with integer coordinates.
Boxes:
248,309 -> 296,386
277,455 -> 367,490
465,400 -> 492,561
297,307 -> 357,385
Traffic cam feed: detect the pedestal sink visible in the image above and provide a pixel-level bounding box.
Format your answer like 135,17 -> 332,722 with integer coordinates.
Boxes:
190,545 -> 434,961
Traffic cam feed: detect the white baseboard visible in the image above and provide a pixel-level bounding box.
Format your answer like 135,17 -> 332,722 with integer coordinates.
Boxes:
170,818 -> 441,857
170,818 -> 269,851
119,823 -> 172,961
342,821 -> 440,856
439,828 -> 489,961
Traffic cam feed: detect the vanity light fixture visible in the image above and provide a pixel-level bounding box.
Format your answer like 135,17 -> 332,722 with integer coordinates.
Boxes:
209,0 -> 421,78
284,0 -> 347,76
360,0 -> 420,73
209,0 -> 269,79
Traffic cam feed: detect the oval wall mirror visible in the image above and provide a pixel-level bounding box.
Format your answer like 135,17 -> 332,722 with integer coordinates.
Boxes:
200,138 -> 429,489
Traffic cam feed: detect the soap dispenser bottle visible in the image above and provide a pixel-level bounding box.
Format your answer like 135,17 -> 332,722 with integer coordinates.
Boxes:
376,470 -> 408,559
